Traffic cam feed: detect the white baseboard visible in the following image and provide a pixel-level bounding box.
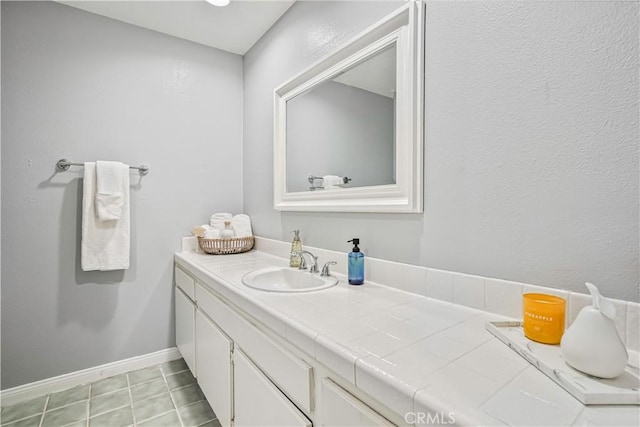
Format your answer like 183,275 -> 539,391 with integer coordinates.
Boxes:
0,347 -> 181,407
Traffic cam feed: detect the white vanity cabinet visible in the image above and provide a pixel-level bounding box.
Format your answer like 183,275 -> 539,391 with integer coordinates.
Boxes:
195,310 -> 233,427
174,262 -> 399,427
234,349 -> 312,427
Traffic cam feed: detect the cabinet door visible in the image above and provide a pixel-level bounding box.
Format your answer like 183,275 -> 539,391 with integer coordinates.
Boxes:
175,287 -> 196,377
319,378 -> 395,426
195,310 -> 233,427
234,349 -> 312,427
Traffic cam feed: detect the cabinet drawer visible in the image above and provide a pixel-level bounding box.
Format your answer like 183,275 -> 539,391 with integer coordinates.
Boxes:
196,282 -> 313,414
237,335 -> 313,414
320,378 -> 395,426
234,349 -> 312,427
175,266 -> 195,300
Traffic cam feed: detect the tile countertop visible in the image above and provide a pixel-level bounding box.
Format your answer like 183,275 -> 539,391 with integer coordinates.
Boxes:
174,250 -> 639,427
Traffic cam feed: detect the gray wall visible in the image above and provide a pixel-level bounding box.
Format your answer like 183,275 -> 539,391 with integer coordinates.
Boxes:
1,1 -> 243,388
286,81 -> 394,192
243,1 -> 639,302
0,0 -> 2,389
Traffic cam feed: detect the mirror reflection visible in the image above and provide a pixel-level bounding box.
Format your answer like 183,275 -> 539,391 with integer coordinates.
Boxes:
286,43 -> 397,192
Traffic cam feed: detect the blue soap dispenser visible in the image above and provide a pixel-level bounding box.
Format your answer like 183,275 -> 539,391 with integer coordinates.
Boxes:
347,238 -> 364,285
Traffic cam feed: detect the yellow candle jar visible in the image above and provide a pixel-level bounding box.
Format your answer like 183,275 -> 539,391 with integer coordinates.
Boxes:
523,293 -> 566,344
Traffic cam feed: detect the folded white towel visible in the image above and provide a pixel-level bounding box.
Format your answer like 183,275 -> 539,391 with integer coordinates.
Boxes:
210,212 -> 232,220
209,212 -> 232,230
95,193 -> 124,220
95,161 -> 127,221
231,214 -> 253,238
204,228 -> 221,239
82,162 -> 130,271
322,175 -> 344,187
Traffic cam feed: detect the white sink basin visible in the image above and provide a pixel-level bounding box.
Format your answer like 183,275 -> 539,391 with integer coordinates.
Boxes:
241,266 -> 338,293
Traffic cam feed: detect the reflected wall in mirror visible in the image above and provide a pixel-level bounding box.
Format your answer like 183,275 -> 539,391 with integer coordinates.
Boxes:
286,44 -> 397,193
274,2 -> 424,212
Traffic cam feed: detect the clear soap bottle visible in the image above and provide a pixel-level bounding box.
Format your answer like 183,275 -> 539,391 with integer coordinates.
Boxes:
347,238 -> 364,285
290,230 -> 302,267
221,221 -> 235,238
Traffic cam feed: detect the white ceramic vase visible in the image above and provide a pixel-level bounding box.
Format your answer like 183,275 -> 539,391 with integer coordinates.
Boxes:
560,283 -> 628,379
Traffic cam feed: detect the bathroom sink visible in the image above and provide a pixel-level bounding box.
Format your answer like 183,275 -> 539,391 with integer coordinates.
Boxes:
241,266 -> 338,293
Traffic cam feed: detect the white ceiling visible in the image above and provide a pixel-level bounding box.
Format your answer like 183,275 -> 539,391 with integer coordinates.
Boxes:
57,0 -> 295,55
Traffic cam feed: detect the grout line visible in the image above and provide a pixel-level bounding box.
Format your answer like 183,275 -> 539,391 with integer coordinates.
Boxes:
0,410 -> 45,427
135,409 -> 175,426
175,398 -> 206,412
86,384 -> 91,427
159,364 -> 184,427
90,386 -> 129,400
169,382 -> 197,394
126,374 -> 166,389
89,402 -> 131,420
163,368 -> 189,380
178,400 -> 215,424
37,395 -> 50,427
125,374 -> 137,427
195,417 -> 218,427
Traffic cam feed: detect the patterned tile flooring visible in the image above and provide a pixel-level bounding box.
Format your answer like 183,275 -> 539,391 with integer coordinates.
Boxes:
0,359 -> 221,427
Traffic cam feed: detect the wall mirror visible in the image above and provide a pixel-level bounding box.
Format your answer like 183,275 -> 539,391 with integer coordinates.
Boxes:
274,2 -> 424,212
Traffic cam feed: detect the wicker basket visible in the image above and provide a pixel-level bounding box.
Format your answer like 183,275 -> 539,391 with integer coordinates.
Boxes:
197,236 -> 254,255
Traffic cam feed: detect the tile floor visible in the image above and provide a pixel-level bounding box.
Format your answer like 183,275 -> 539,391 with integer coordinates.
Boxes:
1,359 -> 221,427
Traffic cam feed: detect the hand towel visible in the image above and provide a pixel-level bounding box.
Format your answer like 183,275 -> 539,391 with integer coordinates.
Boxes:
231,214 -> 253,238
95,161 -> 127,221
322,175 -> 344,187
82,162 -> 130,271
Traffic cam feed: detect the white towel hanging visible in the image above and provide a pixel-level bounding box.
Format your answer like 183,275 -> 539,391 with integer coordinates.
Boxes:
81,162 -> 130,271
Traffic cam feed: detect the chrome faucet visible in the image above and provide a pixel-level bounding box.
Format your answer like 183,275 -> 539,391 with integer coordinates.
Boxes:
321,261 -> 337,277
296,250 -> 319,273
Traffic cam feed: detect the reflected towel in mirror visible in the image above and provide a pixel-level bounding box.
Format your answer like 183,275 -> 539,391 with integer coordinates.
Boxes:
322,175 -> 344,188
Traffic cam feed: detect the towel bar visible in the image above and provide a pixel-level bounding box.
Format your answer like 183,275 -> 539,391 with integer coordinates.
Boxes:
56,159 -> 149,175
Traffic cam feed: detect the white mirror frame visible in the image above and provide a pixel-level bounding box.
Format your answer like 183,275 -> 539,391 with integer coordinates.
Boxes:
273,2 -> 424,213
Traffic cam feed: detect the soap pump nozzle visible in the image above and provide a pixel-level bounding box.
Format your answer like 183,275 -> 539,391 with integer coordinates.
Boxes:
347,238 -> 360,252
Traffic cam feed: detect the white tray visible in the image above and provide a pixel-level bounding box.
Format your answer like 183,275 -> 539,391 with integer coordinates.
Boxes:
485,321 -> 640,405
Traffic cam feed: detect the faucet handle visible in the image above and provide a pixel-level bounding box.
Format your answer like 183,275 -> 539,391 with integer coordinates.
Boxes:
308,255 -> 319,273
321,261 -> 337,277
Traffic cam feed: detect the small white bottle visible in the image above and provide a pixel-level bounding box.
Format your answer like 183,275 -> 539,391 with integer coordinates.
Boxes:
221,221 -> 235,239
